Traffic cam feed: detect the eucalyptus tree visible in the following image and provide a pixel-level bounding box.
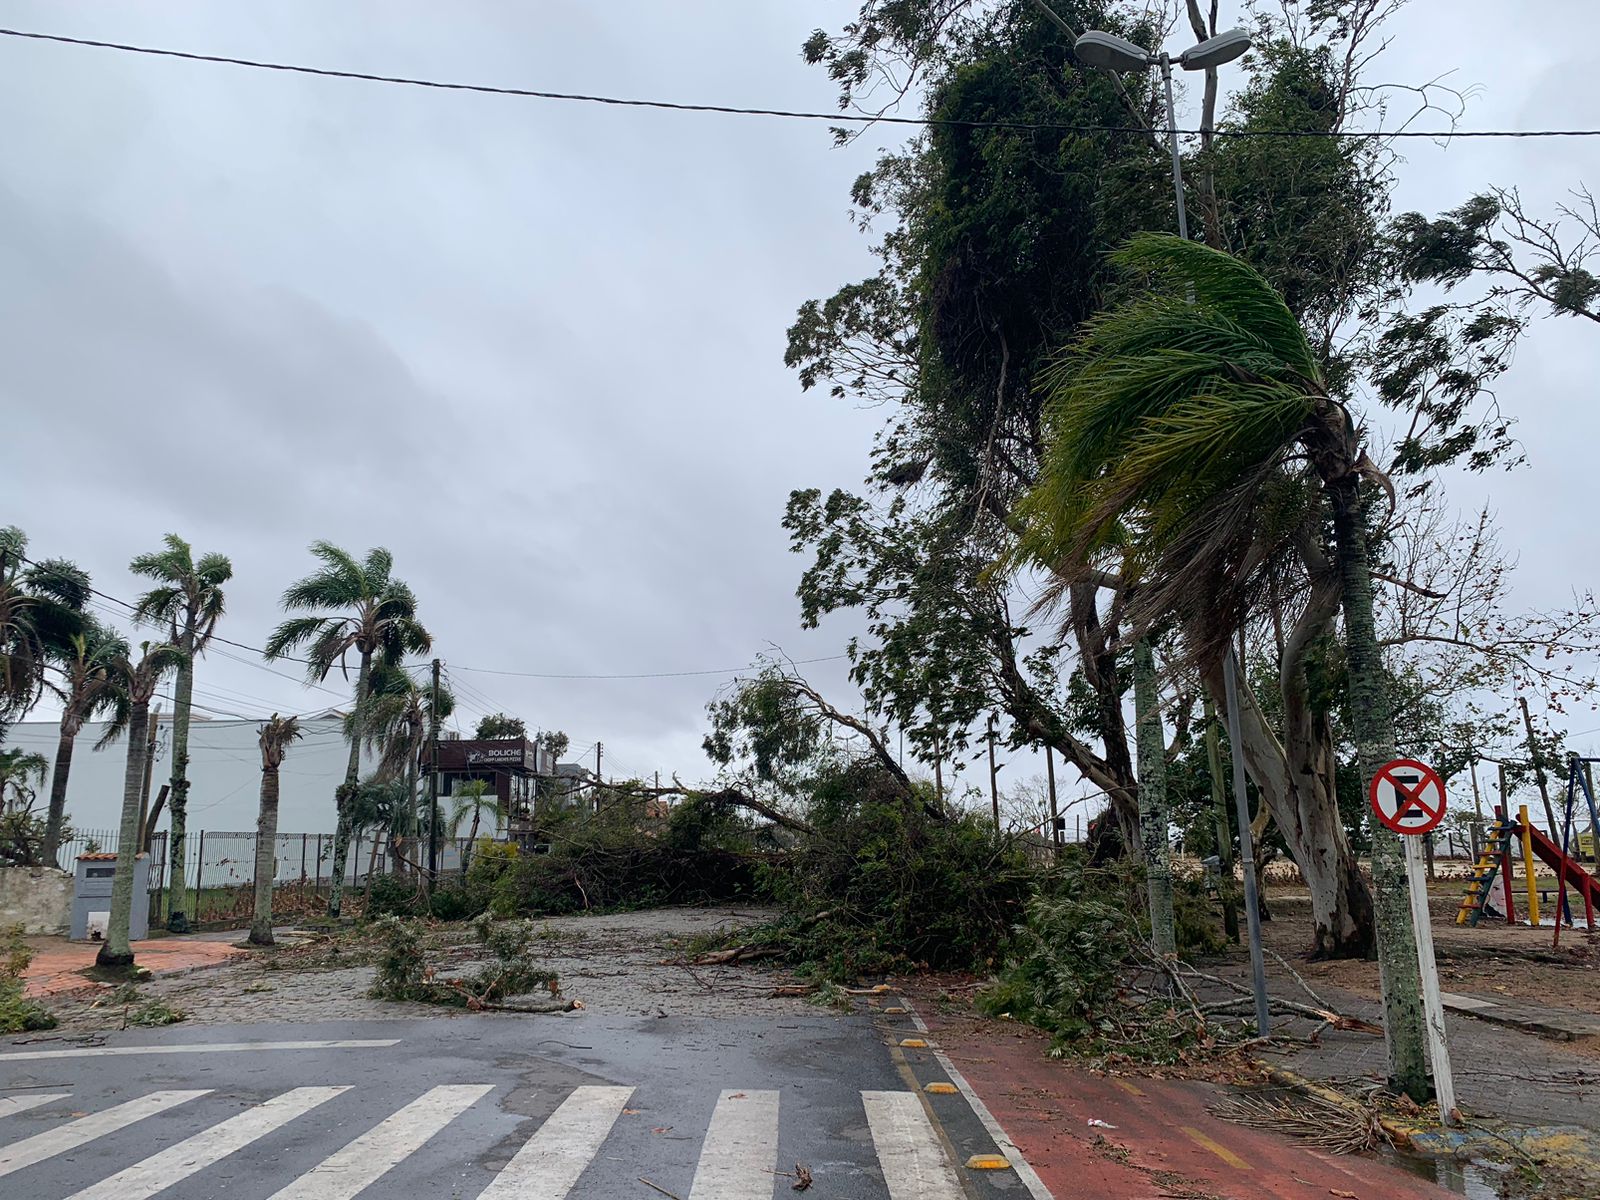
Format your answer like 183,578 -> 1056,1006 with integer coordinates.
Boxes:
130,534 -> 233,932
41,616 -> 130,866
249,714 -> 301,946
264,543 -> 431,917
96,641 -> 185,970
1013,233 -> 1430,1100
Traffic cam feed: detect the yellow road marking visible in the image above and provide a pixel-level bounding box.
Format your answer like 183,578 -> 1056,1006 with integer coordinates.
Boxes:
1180,1126 -> 1251,1170
965,1154 -> 1011,1170
899,1038 -> 928,1048
924,1082 -> 958,1095
1112,1079 -> 1146,1097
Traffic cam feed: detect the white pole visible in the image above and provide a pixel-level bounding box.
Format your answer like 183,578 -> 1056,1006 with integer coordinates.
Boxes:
1402,835 -> 1457,1124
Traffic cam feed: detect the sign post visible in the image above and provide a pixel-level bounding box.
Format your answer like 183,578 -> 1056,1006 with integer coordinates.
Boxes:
1370,758 -> 1457,1125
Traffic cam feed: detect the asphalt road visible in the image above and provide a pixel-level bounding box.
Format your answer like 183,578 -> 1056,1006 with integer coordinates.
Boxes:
0,1011 -> 1042,1199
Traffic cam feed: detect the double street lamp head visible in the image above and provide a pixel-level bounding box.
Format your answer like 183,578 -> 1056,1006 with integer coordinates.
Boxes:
1073,27 -> 1252,74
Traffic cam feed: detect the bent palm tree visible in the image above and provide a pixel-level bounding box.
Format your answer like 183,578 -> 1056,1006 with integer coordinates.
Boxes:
131,534 -> 233,933
1014,233 -> 1428,1099
250,714 -> 301,946
0,528 -> 90,731
265,543 -> 431,917
42,618 -> 130,867
96,641 -> 185,970
360,659 -> 453,875
447,779 -> 503,874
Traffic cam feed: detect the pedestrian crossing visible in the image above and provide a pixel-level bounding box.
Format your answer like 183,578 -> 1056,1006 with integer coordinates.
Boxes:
0,1081 -> 985,1198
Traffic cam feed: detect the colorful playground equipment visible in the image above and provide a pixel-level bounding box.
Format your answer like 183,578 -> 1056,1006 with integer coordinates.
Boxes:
1455,758 -> 1600,932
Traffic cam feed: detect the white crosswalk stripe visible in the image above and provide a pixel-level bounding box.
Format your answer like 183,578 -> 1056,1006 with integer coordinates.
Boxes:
263,1083 -> 494,1200
477,1085 -> 635,1200
0,1093 -> 70,1120
0,1083 -> 996,1199
862,1090 -> 966,1200
688,1089 -> 781,1200
0,1089 -> 210,1180
65,1087 -> 349,1200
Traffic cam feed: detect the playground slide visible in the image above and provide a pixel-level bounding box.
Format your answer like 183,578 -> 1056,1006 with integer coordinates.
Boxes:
1524,823 -> 1600,910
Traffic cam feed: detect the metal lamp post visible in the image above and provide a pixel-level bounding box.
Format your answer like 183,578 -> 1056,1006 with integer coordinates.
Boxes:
1074,25 -> 1272,1036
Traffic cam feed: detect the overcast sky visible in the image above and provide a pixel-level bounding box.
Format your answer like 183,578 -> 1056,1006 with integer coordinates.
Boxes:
3,1 -> 1597,799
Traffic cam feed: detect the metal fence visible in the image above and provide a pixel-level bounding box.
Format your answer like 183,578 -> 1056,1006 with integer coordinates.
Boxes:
53,826 -> 482,924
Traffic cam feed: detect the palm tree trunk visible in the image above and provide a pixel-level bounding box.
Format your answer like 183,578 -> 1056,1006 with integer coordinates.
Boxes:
327,651 -> 371,917
165,633 -> 196,932
1332,485 -> 1429,1100
1132,639 -> 1176,955
249,765 -> 280,946
43,717 -> 76,868
97,700 -> 148,969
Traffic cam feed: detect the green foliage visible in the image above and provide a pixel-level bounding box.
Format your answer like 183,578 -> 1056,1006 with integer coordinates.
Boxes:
977,866 -> 1131,1041
102,985 -> 187,1027
1,928 -> 57,1033
368,913 -> 558,1007
740,762 -> 1031,981
362,872 -> 429,918
473,713 -> 525,740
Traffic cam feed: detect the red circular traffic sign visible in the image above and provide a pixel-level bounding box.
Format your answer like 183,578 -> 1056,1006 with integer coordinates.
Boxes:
1369,758 -> 1446,835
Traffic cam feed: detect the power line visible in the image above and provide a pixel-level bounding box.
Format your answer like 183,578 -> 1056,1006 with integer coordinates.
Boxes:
3,26 -> 1595,140
453,654 -> 851,680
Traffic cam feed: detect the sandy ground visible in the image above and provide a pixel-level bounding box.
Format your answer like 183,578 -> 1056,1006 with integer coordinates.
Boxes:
33,906 -> 821,1033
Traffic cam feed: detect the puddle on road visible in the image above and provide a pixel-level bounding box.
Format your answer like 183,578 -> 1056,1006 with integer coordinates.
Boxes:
1388,1149 -> 1507,1199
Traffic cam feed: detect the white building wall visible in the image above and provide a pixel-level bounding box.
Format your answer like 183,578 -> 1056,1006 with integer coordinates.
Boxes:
7,716 -> 376,836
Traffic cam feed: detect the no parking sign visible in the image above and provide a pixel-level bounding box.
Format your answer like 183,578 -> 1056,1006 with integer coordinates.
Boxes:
1368,758 -> 1446,835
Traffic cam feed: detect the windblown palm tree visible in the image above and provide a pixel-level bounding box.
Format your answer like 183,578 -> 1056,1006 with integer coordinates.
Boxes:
131,534 -> 233,933
41,616 -> 130,867
264,543 -> 431,917
359,659 -> 453,875
0,528 -> 90,729
97,641 -> 185,970
1013,233 -> 1428,1098
249,714 -> 301,947
447,778 -> 504,874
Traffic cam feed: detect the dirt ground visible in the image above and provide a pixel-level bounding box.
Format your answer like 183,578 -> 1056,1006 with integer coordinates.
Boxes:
1255,885 -> 1600,1018
31,906 -> 821,1033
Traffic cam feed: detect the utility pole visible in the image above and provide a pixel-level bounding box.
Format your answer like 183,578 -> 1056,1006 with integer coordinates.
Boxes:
1203,697 -> 1240,943
1045,745 -> 1059,851
427,658 -> 441,895
596,742 -> 603,781
934,733 -> 943,804
986,714 -> 1000,830
137,705 -> 161,848
1519,697 -> 1559,835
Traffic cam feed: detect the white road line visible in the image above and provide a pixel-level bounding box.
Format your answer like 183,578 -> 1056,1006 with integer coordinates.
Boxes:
0,1039 -> 399,1062
861,1090 -> 965,1200
687,1089 -> 780,1200
478,1085 -> 635,1200
66,1087 -> 349,1200
902,1001 -> 1055,1200
0,1090 -> 209,1179
0,1093 -> 70,1120
265,1083 -> 493,1200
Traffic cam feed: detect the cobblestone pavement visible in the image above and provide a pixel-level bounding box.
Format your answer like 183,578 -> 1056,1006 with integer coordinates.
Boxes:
37,906 -> 819,1032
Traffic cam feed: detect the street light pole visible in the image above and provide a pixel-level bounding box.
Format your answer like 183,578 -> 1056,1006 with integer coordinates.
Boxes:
1075,22 -> 1268,1031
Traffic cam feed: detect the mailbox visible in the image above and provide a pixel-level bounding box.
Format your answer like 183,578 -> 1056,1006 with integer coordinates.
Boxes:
70,852 -> 150,942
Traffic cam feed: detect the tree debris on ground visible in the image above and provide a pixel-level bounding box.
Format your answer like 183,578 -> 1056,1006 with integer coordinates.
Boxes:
0,927 -> 56,1033
369,913 -> 566,1011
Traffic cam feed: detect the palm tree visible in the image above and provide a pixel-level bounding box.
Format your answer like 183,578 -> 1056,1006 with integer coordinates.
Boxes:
96,641 -> 185,970
360,659 -> 453,875
447,779 -> 504,874
0,528 -> 90,730
1014,233 -> 1428,1099
41,617 -> 130,867
264,543 -> 431,917
130,534 -> 233,933
249,714 -> 301,946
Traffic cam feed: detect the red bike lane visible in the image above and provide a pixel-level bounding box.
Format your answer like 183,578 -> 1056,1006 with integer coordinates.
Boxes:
914,1005 -> 1456,1200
